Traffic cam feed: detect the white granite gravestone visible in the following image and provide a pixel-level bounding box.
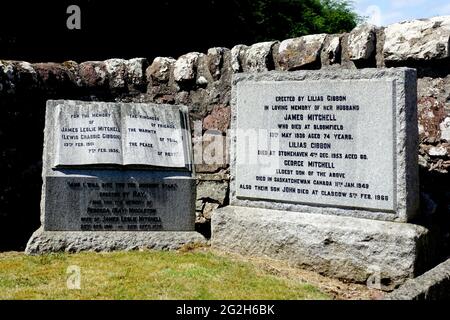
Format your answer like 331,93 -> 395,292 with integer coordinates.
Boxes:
231,70 -> 419,222
26,100 -> 205,253
54,102 -> 190,168
212,69 -> 431,290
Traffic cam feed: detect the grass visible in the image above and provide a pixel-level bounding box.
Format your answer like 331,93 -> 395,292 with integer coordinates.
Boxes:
0,249 -> 330,300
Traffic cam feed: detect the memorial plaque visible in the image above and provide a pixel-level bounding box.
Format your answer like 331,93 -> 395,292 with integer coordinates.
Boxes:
54,102 -> 190,169
231,69 -> 419,222
44,175 -> 195,231
41,100 -> 195,232
211,68 -> 425,286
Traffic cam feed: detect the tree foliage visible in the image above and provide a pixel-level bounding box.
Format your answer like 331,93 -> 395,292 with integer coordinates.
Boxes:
226,0 -> 360,42
0,0 -> 360,61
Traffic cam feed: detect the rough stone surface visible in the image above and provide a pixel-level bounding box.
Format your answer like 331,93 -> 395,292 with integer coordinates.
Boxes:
417,77 -> 450,111
211,206 -> 431,290
32,63 -> 77,92
440,117 -> 450,141
197,172 -> 230,182
62,60 -> 79,76
384,16 -> 450,61
196,180 -> 228,205
13,61 -> 39,89
325,36 -> 341,65
194,132 -> 228,173
242,41 -> 277,73
203,202 -> 220,220
0,61 -> 17,94
105,59 -> 128,89
78,61 -> 109,88
230,45 -> 248,73
418,97 -> 447,142
375,27 -> 387,68
146,57 -> 176,83
26,228 -> 206,254
196,76 -> 208,86
174,52 -> 202,82
348,24 -> 377,60
202,105 -> 231,132
278,34 -> 327,70
428,146 -> 448,157
418,77 -> 444,98
386,258 -> 450,300
231,68 -> 419,222
126,58 -> 147,88
207,47 -> 228,81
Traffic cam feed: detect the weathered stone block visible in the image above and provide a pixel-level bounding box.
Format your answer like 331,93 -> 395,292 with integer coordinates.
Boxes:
104,59 -> 128,89
196,180 -> 228,205
324,35 -> 341,65
347,24 -> 377,60
278,34 -> 327,70
386,258 -> 450,300
26,228 -> 206,254
418,97 -> 447,142
202,105 -> 231,132
242,41 -> 277,73
212,206 -> 430,290
32,63 -> 77,91
174,52 -> 203,82
231,44 -> 248,73
231,68 -> 419,222
384,16 -> 450,61
79,61 -> 109,88
146,57 -> 176,84
104,58 -> 147,90
207,47 -> 228,81
126,58 -> 147,88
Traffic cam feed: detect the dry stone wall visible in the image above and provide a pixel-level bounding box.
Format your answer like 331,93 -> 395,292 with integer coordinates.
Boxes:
1,16 -> 450,252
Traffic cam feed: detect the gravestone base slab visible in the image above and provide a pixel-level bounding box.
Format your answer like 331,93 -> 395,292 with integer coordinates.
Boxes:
211,206 -> 433,290
25,228 -> 207,254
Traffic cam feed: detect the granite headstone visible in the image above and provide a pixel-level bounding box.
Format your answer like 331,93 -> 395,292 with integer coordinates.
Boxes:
230,68 -> 419,222
212,69 -> 430,289
26,100 -> 204,253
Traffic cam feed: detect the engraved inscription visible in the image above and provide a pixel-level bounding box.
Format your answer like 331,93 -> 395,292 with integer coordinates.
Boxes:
44,176 -> 195,231
235,80 -> 396,212
54,103 -> 188,168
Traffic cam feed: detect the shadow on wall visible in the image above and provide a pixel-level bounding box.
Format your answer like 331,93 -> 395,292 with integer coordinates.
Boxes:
385,58 -> 450,79
0,56 -> 151,251
0,92 -> 120,251
0,96 -> 46,251
419,167 -> 450,258
0,0 -> 283,63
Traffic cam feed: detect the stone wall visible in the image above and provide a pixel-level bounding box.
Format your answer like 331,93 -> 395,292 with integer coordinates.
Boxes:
1,16 -> 450,253
386,258 -> 450,300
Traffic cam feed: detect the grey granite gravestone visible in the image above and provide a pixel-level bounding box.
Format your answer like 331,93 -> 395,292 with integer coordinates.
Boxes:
26,100 -> 205,254
212,69 -> 433,290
